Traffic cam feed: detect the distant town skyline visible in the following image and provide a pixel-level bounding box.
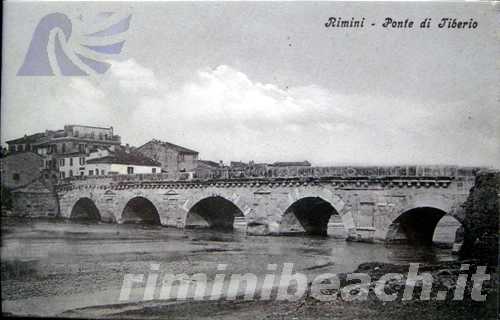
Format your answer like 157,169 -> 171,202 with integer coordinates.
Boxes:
2,1 -> 499,168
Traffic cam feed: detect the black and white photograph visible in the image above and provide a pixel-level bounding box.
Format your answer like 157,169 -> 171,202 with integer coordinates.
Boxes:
1,0 -> 499,319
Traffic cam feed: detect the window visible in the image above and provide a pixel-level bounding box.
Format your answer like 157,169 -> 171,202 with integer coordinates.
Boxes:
89,170 -> 94,176
59,159 -> 65,166
79,157 -> 85,165
95,169 -> 99,176
70,158 -> 73,166
152,168 -> 156,173
62,143 -> 66,153
74,130 -> 79,137
69,170 -> 73,177
80,172 -> 84,177
78,144 -> 85,153
127,167 -> 134,174
101,170 -> 105,175
60,172 -> 66,179
99,133 -> 103,140
13,173 -> 20,181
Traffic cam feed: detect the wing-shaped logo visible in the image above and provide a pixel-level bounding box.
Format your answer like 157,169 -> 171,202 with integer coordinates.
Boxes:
18,12 -> 132,76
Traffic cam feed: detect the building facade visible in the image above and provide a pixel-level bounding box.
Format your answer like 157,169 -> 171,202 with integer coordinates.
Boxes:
5,133 -> 47,153
195,160 -> 224,179
84,148 -> 161,176
57,153 -> 91,178
1,152 -> 59,218
135,139 -> 199,179
0,152 -> 44,189
6,125 -> 121,172
57,147 -> 161,178
10,180 -> 59,218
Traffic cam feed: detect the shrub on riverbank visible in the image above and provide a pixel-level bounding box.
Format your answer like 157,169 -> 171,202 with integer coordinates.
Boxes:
459,170 -> 499,265
1,186 -> 13,210
1,259 -> 39,280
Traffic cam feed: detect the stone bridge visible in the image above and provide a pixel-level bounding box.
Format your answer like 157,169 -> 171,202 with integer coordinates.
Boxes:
56,166 -> 478,244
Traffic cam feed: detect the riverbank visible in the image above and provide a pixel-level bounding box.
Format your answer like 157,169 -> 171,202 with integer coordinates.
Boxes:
59,260 -> 498,320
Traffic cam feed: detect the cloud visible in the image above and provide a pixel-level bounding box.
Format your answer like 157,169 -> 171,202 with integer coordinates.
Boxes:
6,61 -> 498,167
121,64 -> 499,166
69,78 -> 105,100
108,58 -> 159,92
36,78 -> 115,129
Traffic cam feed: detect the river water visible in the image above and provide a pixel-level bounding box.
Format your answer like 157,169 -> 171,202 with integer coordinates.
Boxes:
1,217 -> 459,317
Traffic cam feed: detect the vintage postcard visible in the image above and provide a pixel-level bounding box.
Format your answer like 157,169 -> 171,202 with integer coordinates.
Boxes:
1,0 -> 499,319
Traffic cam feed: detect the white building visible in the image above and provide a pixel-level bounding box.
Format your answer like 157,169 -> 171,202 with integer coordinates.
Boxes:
58,147 -> 161,178
57,153 -> 88,178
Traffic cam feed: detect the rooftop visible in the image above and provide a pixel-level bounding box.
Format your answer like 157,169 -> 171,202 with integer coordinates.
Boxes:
6,125 -> 119,146
6,132 -> 46,144
139,139 -> 198,155
86,149 -> 161,167
272,161 -> 311,167
230,161 -> 248,168
65,124 -> 113,130
198,160 -> 221,168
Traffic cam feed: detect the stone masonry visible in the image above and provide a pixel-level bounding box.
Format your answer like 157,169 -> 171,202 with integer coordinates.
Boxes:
57,166 -> 477,243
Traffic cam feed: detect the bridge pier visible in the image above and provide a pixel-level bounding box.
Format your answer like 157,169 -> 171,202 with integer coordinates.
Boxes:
246,220 -> 280,236
233,217 -> 248,233
326,222 -> 347,239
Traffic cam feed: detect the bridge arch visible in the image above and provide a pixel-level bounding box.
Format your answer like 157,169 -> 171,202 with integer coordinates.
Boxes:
433,214 -> 464,245
120,196 -> 161,225
70,197 -> 101,221
386,206 -> 463,246
185,196 -> 245,230
280,196 -> 340,236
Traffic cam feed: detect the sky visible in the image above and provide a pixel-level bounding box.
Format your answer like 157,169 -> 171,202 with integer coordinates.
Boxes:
2,1 -> 499,167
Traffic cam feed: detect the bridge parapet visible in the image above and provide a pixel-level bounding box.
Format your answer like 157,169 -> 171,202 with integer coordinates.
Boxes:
251,165 -> 480,179
57,175 -> 464,192
57,165 -> 481,190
